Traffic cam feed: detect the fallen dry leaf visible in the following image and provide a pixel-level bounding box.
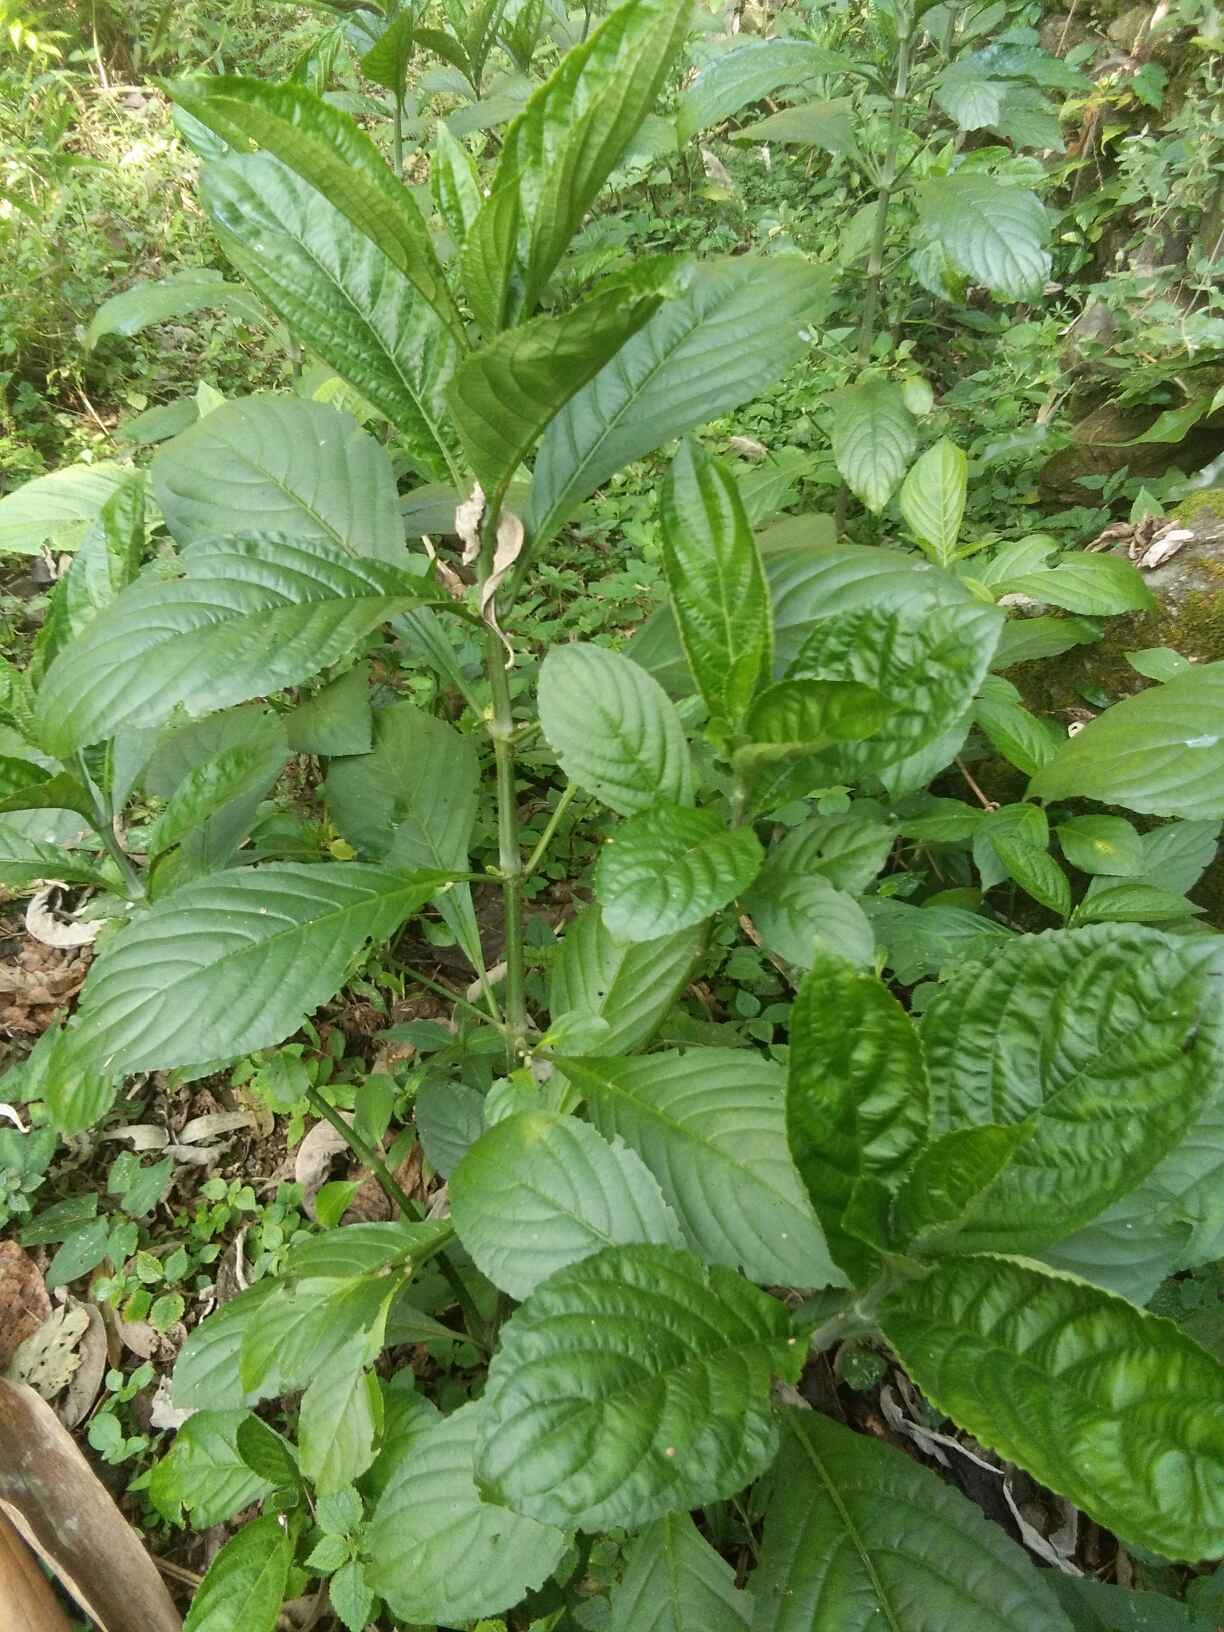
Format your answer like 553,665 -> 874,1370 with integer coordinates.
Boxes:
57,1303 -> 107,1429
0,1243 -> 50,1369
295,1114 -> 352,1218
0,1377 -> 182,1632
5,1307 -> 89,1401
24,888 -> 99,950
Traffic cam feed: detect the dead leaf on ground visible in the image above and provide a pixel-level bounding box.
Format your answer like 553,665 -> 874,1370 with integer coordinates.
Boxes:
0,1243 -> 50,1369
0,1376 -> 182,1632
295,1114 -> 352,1218
5,1307 -> 89,1401
148,1375 -> 194,1433
343,1141 -> 425,1225
58,1303 -> 107,1429
24,887 -> 100,950
177,1111 -> 255,1144
102,1124 -> 168,1151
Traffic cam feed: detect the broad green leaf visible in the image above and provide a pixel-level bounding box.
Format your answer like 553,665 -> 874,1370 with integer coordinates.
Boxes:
461,0 -> 693,330
916,175 -> 1051,300
549,905 -> 704,1056
34,534 -> 428,757
758,809 -> 894,893
299,1338 -> 382,1494
414,1080 -> 486,1177
164,76 -> 463,337
974,693 -> 1061,775
1125,396 -> 1214,444
830,379 -> 917,513
240,1275 -> 394,1401
1029,663 -> 1224,819
879,1254 -> 1224,1559
148,731 -> 290,859
359,10 -> 415,91
866,899 -> 1015,984
595,803 -> 762,940
997,552 -> 1155,615
1057,815 -> 1144,877
85,267 -> 265,349
474,1243 -> 803,1528
365,1401 -> 568,1625
0,822 -> 110,889
0,758 -> 94,822
891,1123 -> 1036,1253
449,274 -> 669,500
1136,819 -> 1221,893
609,1512 -> 751,1631
59,474 -> 145,643
45,862 -> 446,1077
560,1049 -> 844,1287
751,1410 -> 1075,1632
147,1409 -> 273,1527
0,462 -> 128,557
235,1417 -> 300,1489
529,258 -> 833,549
326,700 -> 480,964
182,1514 -> 291,1632
934,68 -> 1008,130
676,39 -> 865,142
539,644 -> 693,815
660,439 -> 772,726
788,601 -> 1004,797
431,122 -> 483,247
899,437 -> 967,564
991,834 -> 1071,917
283,1219 -> 453,1280
788,953 -> 928,1281
991,85 -> 1065,151
1051,1576 -> 1217,1630
741,679 -> 895,761
920,926 -> 1224,1254
171,1280 -> 280,1409
451,1109 -> 682,1297
993,614 -> 1100,668
202,154 -> 462,483
732,98 -> 859,157
151,396 -> 403,559
285,662 -> 373,757
744,871 -> 874,969
1072,880 -> 1202,925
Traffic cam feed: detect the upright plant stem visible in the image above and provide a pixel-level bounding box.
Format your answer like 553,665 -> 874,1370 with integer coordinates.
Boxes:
75,752 -> 145,900
392,81 -> 405,179
485,628 -> 528,1060
523,782 -> 578,879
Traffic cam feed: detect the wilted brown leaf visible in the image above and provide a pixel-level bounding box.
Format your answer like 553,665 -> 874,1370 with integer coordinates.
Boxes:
0,1244 -> 50,1370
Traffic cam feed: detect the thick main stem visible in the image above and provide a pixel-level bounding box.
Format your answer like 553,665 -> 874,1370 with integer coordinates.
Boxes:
485,629 -> 528,1059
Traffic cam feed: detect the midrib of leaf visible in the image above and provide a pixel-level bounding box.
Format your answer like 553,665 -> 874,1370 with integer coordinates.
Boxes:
789,1421 -> 905,1632
218,441 -> 352,549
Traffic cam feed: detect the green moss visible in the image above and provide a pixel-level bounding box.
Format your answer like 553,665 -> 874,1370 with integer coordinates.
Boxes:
1173,487 -> 1224,525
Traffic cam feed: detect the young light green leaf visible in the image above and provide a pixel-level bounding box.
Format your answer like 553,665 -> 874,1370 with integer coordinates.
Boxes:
595,803 -> 763,940
891,1123 -> 1036,1253
830,379 -> 916,513
609,1512 -> 751,1632
879,1255 -> 1224,1560
787,952 -> 928,1282
148,731 -> 289,860
549,905 -> 704,1057
147,1409 -> 273,1528
529,257 -> 833,549
920,926 -> 1224,1254
752,1410 -> 1075,1632
448,274 -> 669,500
996,552 -> 1155,616
163,76 -> 463,338
462,0 -> 693,331
202,154 -> 462,483
85,268 -> 265,349
676,39 -> 865,142
561,1049 -> 845,1287
431,123 -> 483,247
539,644 -> 693,815
365,1400 -> 568,1624
899,437 -> 967,564
182,1514 -> 291,1632
451,1110 -> 682,1297
660,439 -> 772,726
45,862 -> 447,1077
0,462 -> 129,557
34,534 -> 428,757
916,175 -> 1051,300
151,396 -> 403,558
474,1243 -> 802,1529
1029,662 -> 1224,819
299,1339 -> 382,1495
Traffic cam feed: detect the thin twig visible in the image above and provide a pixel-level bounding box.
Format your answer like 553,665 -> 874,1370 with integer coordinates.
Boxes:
955,757 -> 998,811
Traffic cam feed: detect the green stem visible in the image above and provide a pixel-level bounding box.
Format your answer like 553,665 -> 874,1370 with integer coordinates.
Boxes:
399,960 -> 503,1029
304,1087 -> 490,1351
392,80 -> 405,180
523,782 -> 578,879
76,753 -> 145,900
486,629 -> 528,1060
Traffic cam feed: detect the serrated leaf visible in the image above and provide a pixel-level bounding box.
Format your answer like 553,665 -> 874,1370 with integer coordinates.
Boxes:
934,68 -> 1008,130
660,439 -> 772,727
329,1560 -> 375,1632
879,1254 -> 1224,1559
359,10 -> 415,90
431,122 -> 483,247
990,84 -> 1065,151
474,1243 -> 802,1529
235,1415 -> 300,1488
595,803 -> 762,940
732,97 -> 859,157
182,1513 -> 291,1632
744,871 -> 874,969
85,268 -> 265,349
830,380 -> 917,513
34,534 -> 427,757
991,834 -> 1071,917
463,0 -> 692,331
676,39 -> 865,142
240,1276 -> 393,1401
1029,662 -> 1224,819
999,552 -> 1155,615
451,1110 -> 682,1297
450,273 -> 670,500
151,396 -> 403,559
916,175 -> 1051,300
171,1281 -> 279,1409
283,1219 -> 452,1280
202,154 -> 461,482
899,437 -> 967,564
529,258 -> 833,549
560,1049 -> 844,1288
164,76 -> 463,337
0,462 -> 128,557
974,694 -> 1061,775
539,644 -> 693,816
787,952 -> 928,1282
741,678 -> 895,762
148,731 -> 289,860
756,809 -> 894,893
147,1409 -> 273,1527
1072,880 -> 1202,925
47,862 -> 446,1077
365,1400 -> 568,1625
752,1410 -> 1075,1631
609,1512 -> 751,1631
920,926 -> 1224,1255
549,905 -> 704,1057
299,1339 -> 382,1494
